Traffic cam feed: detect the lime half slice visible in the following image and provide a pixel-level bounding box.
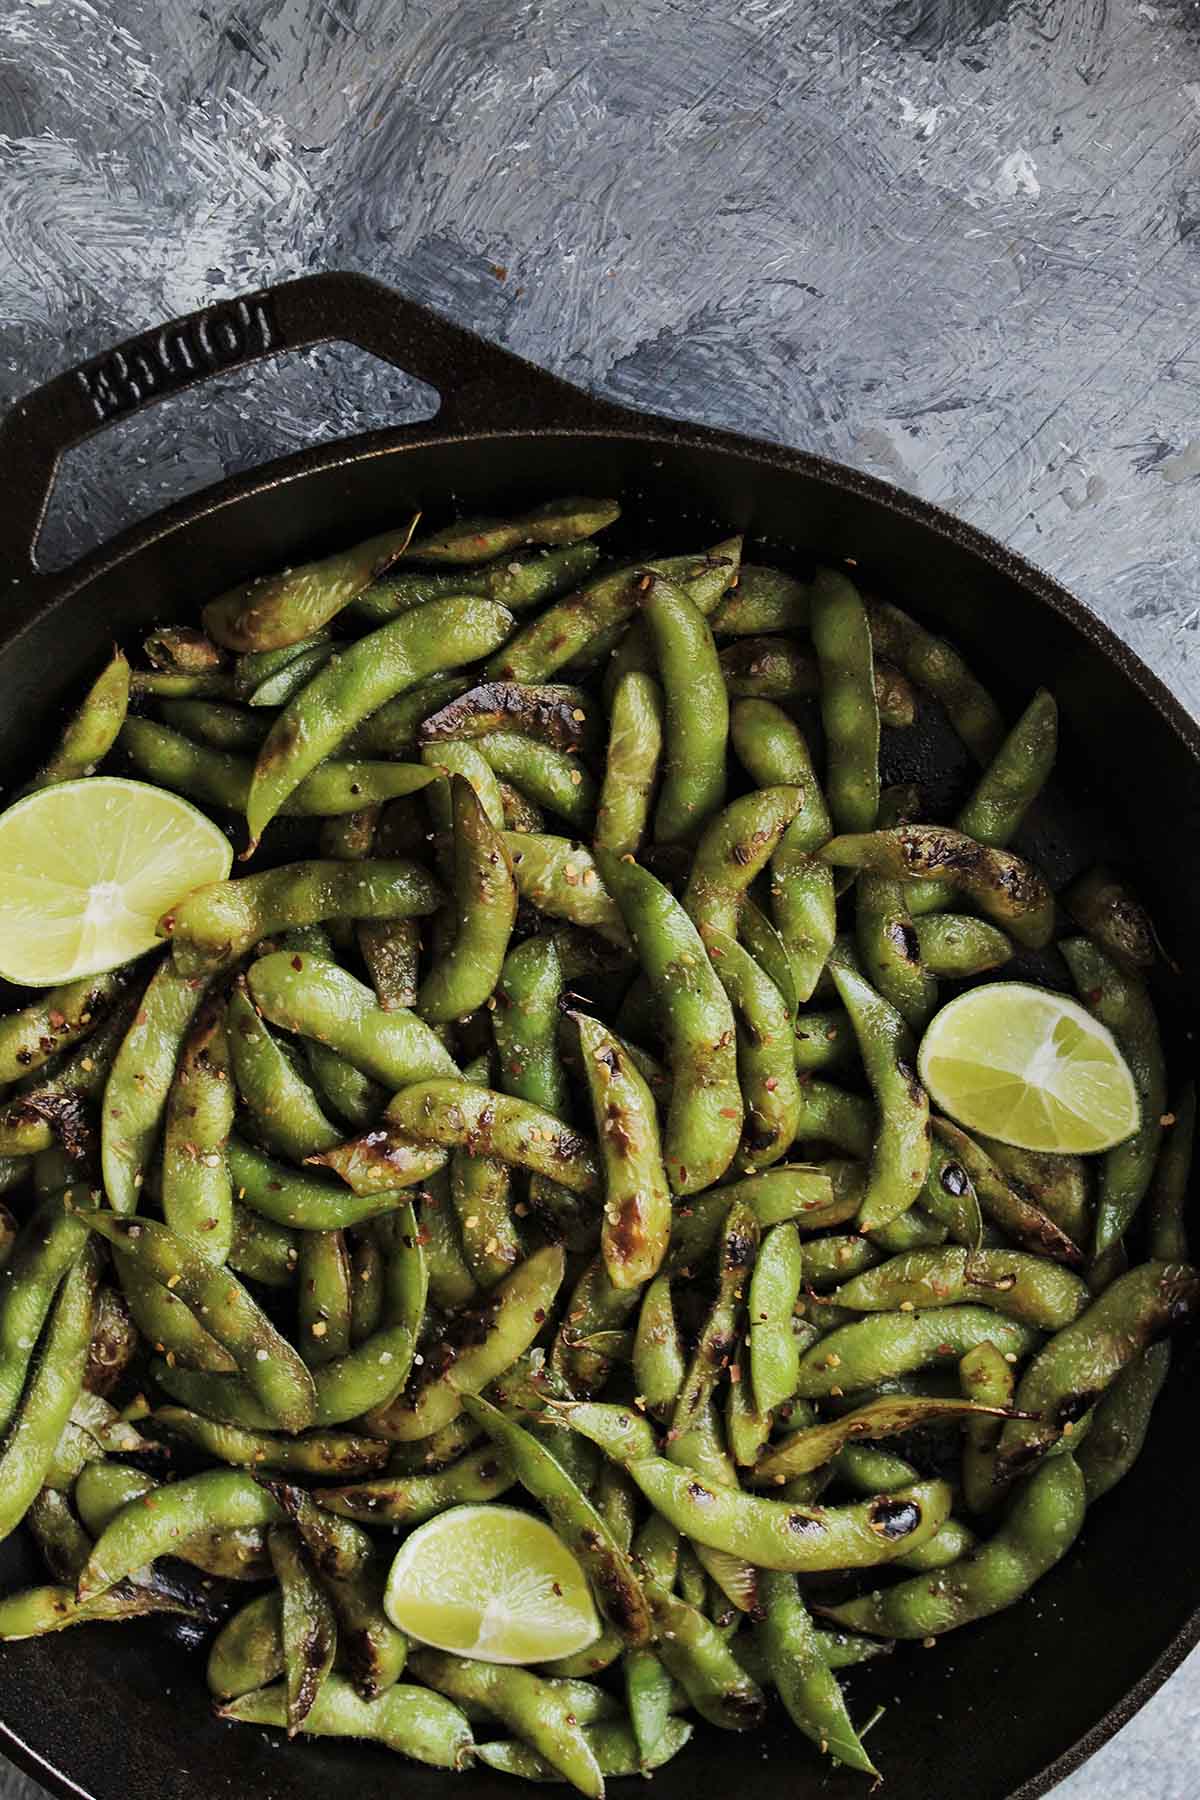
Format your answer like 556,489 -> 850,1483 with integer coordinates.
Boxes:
0,777 -> 232,986
917,981 -> 1140,1154
384,1504 -> 601,1665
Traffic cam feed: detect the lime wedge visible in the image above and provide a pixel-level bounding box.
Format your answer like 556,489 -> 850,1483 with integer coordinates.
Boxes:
0,777 -> 232,986
384,1504 -> 601,1665
917,981 -> 1140,1154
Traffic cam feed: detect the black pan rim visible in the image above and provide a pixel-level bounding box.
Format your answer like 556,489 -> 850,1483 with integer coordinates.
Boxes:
2,409 -> 1197,1800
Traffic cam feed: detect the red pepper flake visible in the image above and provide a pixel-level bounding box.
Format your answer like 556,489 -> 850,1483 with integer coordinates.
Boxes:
292,956 -> 304,971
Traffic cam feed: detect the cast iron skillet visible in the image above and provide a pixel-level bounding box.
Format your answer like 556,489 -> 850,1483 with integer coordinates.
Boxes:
0,272 -> 1196,1800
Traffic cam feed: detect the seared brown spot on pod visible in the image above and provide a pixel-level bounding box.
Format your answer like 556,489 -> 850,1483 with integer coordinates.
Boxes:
867,1497 -> 921,1540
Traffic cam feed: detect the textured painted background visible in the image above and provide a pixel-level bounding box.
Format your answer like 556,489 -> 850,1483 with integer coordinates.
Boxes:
1,0 -> 1199,1792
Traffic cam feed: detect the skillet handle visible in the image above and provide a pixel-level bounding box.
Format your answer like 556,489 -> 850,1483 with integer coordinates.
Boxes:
0,270 -> 631,580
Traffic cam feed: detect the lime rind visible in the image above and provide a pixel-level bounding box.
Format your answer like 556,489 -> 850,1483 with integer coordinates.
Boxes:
917,980 -> 1140,1154
384,1503 -> 601,1666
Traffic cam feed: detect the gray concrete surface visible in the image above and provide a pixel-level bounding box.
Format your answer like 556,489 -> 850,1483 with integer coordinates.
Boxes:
0,0 -> 1198,1792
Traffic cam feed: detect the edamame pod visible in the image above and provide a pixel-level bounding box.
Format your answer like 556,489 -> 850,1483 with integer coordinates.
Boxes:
163,861 -> 442,975
247,596 -> 515,844
822,1455 -> 1086,1638
596,850 -> 740,1196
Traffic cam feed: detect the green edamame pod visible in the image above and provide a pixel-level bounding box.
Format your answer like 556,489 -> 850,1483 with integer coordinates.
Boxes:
304,1040 -> 388,1132
642,572 -> 728,843
729,700 -> 835,1003
343,674 -> 473,756
249,952 -> 458,1085
793,1306 -> 1038,1400
725,1348 -> 771,1469
161,1002 -> 235,1263
156,699 -> 269,753
601,542 -> 743,696
684,788 -> 801,947
710,564 -> 809,636
82,1211 -> 317,1432
755,1568 -> 877,1775
246,595 -> 514,845
408,498 -> 619,565
753,1394 -> 1010,1487
164,860 -> 442,975
1077,1340 -> 1171,1503
296,1229 -> 353,1366
383,1081 -> 599,1195
595,672 -> 664,856
351,542 -> 601,625
829,950 -> 929,1232
914,913 -> 1013,976
595,850 -> 740,1195
409,1647 -> 597,1792
491,538 -> 736,686
420,740 -> 506,833
323,1555 -> 408,1699
810,568 -> 879,833
670,1201 -> 758,1438
960,1339 -> 1015,1514
748,1222 -> 802,1414
449,1150 -> 521,1290
150,1305 -> 415,1430
574,1013 -> 671,1290
0,1246 -> 97,1542
866,599 -> 1004,763
364,1244 -> 565,1441
203,516 -> 421,651
718,638 -> 915,727
469,733 -> 596,832
619,1452 -> 952,1572
0,1580 -> 199,1640
505,834 -> 630,948
855,819 -> 936,1033
226,983 -> 342,1161
713,938 -> 802,1172
823,1455 -> 1085,1638
822,828 -> 1055,950
230,1137 -> 418,1226
101,956 -> 209,1216
976,1137 -> 1091,1250
632,1275 -> 685,1421
122,719 -> 434,821
0,969 -> 129,1086
498,781 -> 545,833
905,688 -> 1059,914
738,898 -> 797,1019
648,1582 -> 765,1732
493,936 -> 570,1119
152,1406 -> 388,1476
665,1165 -> 845,1275
218,1672 -> 474,1769
1061,938 -> 1167,1256
358,918 -> 421,1012
319,1442 -> 516,1525
208,1590 -> 285,1699
417,777 -> 517,1023
931,1120 -> 1085,1266
241,641 -> 335,708
833,1246 -> 1087,1329
21,650 -> 130,793
1064,865 -> 1156,970
1148,1083 -> 1194,1262
269,1523 -> 337,1735
996,1261 -> 1199,1478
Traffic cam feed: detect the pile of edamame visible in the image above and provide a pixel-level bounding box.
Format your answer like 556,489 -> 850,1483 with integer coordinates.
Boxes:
0,493 -> 1194,1794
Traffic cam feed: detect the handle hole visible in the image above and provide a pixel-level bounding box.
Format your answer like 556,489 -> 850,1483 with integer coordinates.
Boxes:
34,342 -> 439,573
